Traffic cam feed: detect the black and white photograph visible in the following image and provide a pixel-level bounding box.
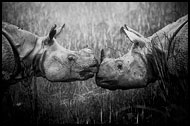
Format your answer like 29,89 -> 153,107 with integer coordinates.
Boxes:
1,2 -> 189,125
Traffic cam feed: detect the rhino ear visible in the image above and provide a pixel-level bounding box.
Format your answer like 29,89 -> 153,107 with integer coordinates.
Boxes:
54,24 -> 65,38
49,24 -> 57,40
121,25 -> 148,49
121,26 -> 144,43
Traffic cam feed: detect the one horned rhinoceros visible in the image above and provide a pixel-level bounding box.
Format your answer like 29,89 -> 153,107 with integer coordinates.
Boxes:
96,15 -> 188,90
2,22 -> 98,86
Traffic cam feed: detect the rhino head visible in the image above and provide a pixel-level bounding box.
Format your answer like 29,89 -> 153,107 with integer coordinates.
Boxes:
36,24 -> 98,82
96,15 -> 188,90
2,22 -> 98,84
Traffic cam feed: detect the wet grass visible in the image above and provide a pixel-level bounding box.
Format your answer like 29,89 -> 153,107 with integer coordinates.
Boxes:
2,2 -> 188,125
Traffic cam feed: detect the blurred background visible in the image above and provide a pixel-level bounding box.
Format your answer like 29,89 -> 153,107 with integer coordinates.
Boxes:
2,2 -> 188,125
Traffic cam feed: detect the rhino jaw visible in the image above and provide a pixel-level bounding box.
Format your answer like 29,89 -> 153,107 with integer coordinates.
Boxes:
42,56 -> 68,82
96,73 -> 148,90
95,76 -> 118,90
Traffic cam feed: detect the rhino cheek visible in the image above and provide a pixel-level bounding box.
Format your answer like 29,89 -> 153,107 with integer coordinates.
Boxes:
44,60 -> 68,81
131,66 -> 146,81
118,66 -> 147,88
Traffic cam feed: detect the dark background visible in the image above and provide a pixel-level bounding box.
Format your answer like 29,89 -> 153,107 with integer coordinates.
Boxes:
2,2 -> 188,125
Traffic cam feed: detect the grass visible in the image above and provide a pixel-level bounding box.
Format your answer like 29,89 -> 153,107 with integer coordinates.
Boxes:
2,2 -> 188,125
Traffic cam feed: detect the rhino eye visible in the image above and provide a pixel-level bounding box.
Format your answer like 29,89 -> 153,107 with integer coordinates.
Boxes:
117,63 -> 123,70
68,54 -> 77,62
44,39 -> 54,46
135,41 -> 139,46
18,27 -> 23,30
115,60 -> 123,70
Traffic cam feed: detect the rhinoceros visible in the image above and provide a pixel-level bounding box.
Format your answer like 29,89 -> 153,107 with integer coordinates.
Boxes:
96,15 -> 188,90
2,22 -> 98,86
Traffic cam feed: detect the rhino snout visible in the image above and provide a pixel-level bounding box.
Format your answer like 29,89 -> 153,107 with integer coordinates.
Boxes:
89,58 -> 99,68
82,58 -> 99,74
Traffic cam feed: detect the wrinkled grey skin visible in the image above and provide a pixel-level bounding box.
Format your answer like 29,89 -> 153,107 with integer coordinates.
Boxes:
96,15 -> 188,90
2,22 -> 98,85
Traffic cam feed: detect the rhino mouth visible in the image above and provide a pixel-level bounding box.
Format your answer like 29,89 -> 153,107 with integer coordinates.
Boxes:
96,78 -> 118,85
95,76 -> 118,90
79,67 -> 98,79
79,58 -> 99,78
97,82 -> 118,90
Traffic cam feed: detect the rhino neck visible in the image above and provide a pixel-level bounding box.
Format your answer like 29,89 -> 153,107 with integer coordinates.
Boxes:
30,37 -> 47,78
2,22 -> 39,81
148,15 -> 188,56
146,15 -> 188,83
17,36 -> 45,79
145,45 -> 169,84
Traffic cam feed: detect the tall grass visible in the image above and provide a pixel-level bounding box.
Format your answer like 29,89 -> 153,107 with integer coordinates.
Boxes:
2,2 -> 188,125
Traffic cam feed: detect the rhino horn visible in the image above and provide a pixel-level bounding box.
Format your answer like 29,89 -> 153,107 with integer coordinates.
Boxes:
100,49 -> 105,63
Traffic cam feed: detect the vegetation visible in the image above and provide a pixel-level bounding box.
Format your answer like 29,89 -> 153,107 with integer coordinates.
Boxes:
2,2 -> 188,125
